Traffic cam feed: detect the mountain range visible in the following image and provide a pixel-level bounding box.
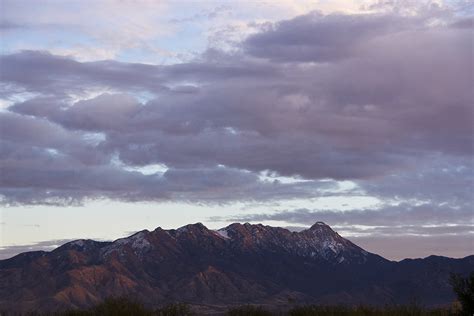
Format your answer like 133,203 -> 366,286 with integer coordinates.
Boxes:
0,222 -> 472,312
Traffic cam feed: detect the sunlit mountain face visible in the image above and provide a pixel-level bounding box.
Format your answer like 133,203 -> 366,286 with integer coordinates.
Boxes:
1,222 -> 472,312
0,0 -> 472,266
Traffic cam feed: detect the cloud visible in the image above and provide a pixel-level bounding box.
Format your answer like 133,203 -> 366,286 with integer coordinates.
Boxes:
0,239 -> 76,260
3,0 -> 362,62
243,11 -> 424,62
210,203 -> 474,228
0,51 -> 167,97
0,109 -> 336,205
51,94 -> 142,132
450,16 -> 473,28
0,8 -> 472,214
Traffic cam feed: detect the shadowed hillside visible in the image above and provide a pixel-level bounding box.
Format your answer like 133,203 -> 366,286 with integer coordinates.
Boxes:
1,222 -> 472,313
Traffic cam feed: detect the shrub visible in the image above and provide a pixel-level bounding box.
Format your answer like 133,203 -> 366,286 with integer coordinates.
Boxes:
450,272 -> 474,316
227,305 -> 273,316
289,305 -> 351,316
155,303 -> 193,316
288,304 -> 451,316
90,297 -> 153,316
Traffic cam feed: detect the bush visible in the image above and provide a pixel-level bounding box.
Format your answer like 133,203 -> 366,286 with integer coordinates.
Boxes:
91,297 -> 153,316
450,272 -> 474,316
13,299 -> 457,316
155,303 -> 193,316
288,304 -> 451,316
227,305 -> 273,316
289,305 -> 353,316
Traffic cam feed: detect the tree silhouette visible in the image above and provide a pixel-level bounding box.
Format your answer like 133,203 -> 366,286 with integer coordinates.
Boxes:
450,272 -> 474,315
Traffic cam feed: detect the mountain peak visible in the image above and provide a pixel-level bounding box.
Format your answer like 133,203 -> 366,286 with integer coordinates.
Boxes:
306,221 -> 336,234
0,221 -> 468,312
310,221 -> 330,228
221,222 -> 276,237
176,222 -> 208,232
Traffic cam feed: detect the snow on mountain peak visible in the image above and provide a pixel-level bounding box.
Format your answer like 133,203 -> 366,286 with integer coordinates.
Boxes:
102,230 -> 151,257
69,240 -> 85,247
215,228 -> 230,239
176,223 -> 207,235
93,222 -> 367,264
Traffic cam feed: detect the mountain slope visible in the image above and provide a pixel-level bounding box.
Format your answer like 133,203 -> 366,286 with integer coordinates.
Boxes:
0,222 -> 472,312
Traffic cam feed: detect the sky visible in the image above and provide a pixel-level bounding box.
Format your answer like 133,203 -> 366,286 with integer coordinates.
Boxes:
0,0 -> 473,261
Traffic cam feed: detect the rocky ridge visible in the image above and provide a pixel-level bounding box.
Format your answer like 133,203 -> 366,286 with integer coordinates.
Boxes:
0,222 -> 472,312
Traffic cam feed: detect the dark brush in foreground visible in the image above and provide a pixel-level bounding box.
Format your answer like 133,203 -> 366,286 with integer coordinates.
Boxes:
0,222 -> 473,312
0,298 -> 469,316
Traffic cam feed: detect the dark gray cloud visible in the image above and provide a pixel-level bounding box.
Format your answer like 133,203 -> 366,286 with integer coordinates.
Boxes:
0,139 -> 334,205
210,203 -> 474,228
0,109 -> 335,205
0,50 -> 277,99
0,51 -> 167,98
450,16 -> 474,28
0,8 -> 472,220
243,12 -> 425,62
360,156 -> 473,209
339,224 -> 474,236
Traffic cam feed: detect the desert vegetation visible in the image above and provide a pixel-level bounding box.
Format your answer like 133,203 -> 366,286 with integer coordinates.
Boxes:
449,272 -> 474,315
4,272 -> 472,316
3,301 -> 463,316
